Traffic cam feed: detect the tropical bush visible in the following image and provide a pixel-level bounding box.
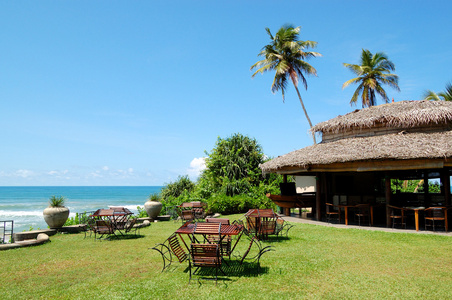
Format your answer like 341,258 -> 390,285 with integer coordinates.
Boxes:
156,133 -> 284,216
160,175 -> 195,199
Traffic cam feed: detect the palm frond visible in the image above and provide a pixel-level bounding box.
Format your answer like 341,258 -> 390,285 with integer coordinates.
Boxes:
343,49 -> 399,107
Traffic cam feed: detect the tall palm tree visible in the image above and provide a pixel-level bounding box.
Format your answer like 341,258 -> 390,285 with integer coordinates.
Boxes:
251,25 -> 321,144
343,49 -> 400,108
423,82 -> 452,101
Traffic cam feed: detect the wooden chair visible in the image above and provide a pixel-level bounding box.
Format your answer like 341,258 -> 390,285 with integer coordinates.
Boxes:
326,203 -> 341,223
93,220 -> 114,240
274,218 -> 294,239
206,218 -> 230,225
151,233 -> 188,272
192,202 -> 208,221
424,207 -> 447,232
84,217 -> 96,239
205,218 -> 232,256
354,204 -> 371,226
179,209 -> 194,223
387,205 -> 406,229
259,219 -> 276,240
189,243 -> 224,284
124,218 -> 138,235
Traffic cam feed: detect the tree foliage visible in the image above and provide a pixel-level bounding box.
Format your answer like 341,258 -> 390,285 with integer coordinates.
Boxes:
423,82 -> 452,101
199,133 -> 266,196
160,175 -> 195,199
251,25 -> 321,144
343,49 -> 400,107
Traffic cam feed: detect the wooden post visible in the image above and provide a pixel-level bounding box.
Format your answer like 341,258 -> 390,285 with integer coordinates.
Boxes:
316,173 -> 321,221
282,174 -> 290,216
385,174 -> 391,227
442,169 -> 451,206
423,171 -> 429,206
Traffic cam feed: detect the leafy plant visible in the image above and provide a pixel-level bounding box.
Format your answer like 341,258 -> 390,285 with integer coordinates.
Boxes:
148,193 -> 161,202
134,206 -> 148,219
48,195 -> 66,207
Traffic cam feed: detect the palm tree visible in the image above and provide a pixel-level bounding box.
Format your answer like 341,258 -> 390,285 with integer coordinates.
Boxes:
343,49 -> 400,108
423,82 -> 452,101
251,25 -> 321,144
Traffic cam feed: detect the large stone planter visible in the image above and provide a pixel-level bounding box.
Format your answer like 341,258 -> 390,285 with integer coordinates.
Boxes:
144,201 -> 162,219
43,207 -> 70,228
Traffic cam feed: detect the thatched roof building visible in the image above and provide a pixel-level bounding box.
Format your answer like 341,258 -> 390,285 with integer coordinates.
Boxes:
261,100 -> 452,174
261,100 -> 452,227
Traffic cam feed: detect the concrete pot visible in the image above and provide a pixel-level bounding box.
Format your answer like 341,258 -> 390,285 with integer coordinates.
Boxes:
43,206 -> 70,228
144,201 -> 162,219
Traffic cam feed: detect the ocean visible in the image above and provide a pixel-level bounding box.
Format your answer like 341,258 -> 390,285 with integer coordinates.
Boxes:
0,186 -> 163,234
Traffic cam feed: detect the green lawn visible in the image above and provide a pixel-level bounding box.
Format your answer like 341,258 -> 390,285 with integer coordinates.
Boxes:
1,215 -> 451,299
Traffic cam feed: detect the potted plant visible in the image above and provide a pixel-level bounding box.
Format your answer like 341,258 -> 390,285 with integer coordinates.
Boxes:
43,195 -> 70,228
144,193 -> 163,219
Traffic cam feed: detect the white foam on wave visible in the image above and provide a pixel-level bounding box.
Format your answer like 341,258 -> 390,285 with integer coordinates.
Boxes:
0,210 -> 43,217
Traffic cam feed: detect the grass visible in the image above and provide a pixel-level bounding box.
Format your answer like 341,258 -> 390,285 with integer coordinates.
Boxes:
1,214 -> 451,299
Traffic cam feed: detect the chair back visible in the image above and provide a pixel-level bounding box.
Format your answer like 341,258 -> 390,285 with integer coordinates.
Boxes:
206,218 -> 230,225
190,243 -> 221,267
326,203 -> 338,213
180,210 -> 194,221
425,207 -> 446,219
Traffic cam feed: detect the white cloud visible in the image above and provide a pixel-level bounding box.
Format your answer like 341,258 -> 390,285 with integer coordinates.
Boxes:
187,157 -> 206,179
15,169 -> 34,178
102,166 -> 109,171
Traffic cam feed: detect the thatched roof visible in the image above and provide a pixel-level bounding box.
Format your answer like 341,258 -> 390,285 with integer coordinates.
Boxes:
261,100 -> 452,174
311,100 -> 452,134
260,130 -> 452,174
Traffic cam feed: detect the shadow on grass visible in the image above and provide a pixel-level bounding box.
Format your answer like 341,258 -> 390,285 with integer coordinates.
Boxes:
261,235 -> 291,243
105,234 -> 145,241
182,259 -> 270,285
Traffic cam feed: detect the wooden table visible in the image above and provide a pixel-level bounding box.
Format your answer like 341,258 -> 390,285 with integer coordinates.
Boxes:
244,209 -> 279,240
403,207 -> 425,231
90,208 -> 133,236
403,206 -> 429,231
175,221 -> 244,254
338,205 -> 374,226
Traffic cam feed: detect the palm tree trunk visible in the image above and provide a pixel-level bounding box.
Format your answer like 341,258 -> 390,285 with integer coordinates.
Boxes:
294,85 -> 316,144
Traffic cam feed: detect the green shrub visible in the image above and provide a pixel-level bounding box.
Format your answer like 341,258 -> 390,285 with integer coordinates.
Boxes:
134,206 -> 148,218
206,193 -> 275,215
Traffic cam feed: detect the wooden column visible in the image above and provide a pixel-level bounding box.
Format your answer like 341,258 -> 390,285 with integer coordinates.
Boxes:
442,169 -> 451,206
385,174 -> 392,227
423,171 -> 429,206
316,173 -> 321,221
283,175 -> 290,216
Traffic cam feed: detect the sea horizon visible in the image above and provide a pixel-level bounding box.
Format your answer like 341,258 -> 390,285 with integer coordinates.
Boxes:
0,186 -> 164,234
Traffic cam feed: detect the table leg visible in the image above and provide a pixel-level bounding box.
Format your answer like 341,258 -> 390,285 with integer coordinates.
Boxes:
370,206 -> 374,226
445,211 -> 448,232
345,207 -> 349,225
415,210 -> 419,231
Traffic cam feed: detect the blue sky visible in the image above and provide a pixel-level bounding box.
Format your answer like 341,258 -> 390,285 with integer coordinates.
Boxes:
0,1 -> 450,186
